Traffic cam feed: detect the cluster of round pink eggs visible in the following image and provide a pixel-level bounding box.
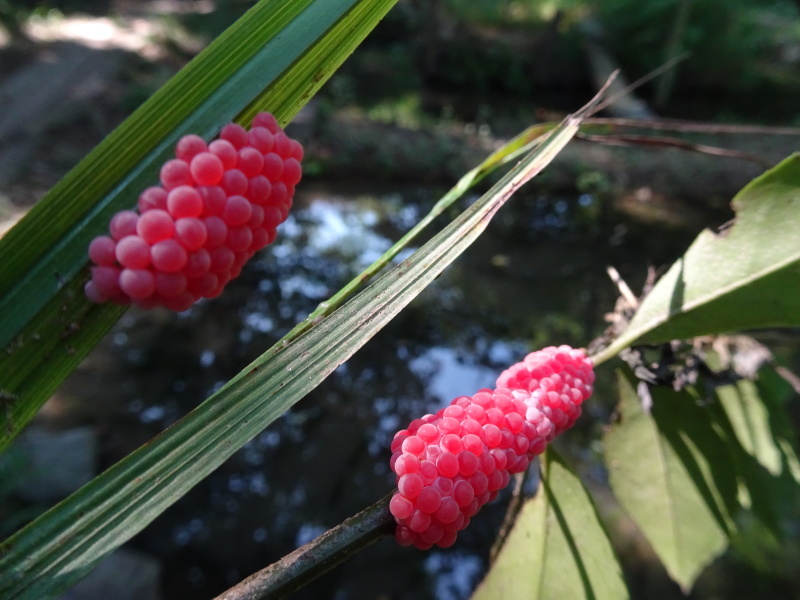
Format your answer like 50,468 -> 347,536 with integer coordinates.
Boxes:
389,345 -> 594,549
85,112 -> 302,311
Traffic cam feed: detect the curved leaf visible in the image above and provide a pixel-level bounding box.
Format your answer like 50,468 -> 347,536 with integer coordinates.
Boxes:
472,450 -> 628,600
594,153 -> 800,362
604,370 -> 739,592
0,109 -> 587,600
0,0 -> 399,452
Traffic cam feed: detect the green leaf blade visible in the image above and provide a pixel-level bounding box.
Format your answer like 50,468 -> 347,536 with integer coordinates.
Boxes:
0,0 -> 399,452
473,450 -> 628,600
597,153 -> 800,357
0,0 -> 368,348
604,370 -> 740,591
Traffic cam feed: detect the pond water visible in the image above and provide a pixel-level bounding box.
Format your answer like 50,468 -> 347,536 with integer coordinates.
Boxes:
52,177 -> 724,599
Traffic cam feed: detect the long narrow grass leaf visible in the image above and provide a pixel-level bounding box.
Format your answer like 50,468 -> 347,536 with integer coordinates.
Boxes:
0,0 -> 399,451
0,101 -> 592,599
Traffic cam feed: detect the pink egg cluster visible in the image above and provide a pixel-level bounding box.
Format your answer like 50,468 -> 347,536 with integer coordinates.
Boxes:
85,112 -> 303,311
389,345 -> 594,549
496,344 -> 595,436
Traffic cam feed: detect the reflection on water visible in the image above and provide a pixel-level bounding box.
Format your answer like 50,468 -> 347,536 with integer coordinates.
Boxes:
51,181 -> 718,599
427,552 -> 483,600
410,346 -> 498,402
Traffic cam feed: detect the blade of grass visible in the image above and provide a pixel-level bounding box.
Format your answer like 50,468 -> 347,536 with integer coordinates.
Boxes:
260,121 -> 558,366
0,0 -> 399,451
0,0 -> 314,333
0,97 -> 596,600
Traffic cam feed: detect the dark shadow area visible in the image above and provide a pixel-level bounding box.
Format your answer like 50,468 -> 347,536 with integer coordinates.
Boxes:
651,384 -> 740,537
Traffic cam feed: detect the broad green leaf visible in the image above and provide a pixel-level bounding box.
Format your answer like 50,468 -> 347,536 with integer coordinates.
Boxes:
0,0 -> 399,452
604,370 -> 740,592
472,450 -> 628,600
713,371 -> 800,529
594,154 -> 800,363
0,104 -> 591,599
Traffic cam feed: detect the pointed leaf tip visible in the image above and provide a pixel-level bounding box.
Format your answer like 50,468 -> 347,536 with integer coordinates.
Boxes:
604,370 -> 739,591
604,153 -> 800,353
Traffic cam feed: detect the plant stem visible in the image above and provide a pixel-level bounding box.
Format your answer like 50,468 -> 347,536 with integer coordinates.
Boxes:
215,493 -> 394,600
584,117 -> 800,136
589,343 -> 622,368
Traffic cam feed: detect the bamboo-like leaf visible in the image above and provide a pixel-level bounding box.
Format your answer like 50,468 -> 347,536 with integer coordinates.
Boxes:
604,370 -> 739,592
0,100 -> 592,599
230,120 -> 559,375
0,0 -> 399,452
593,153 -> 800,364
472,450 -> 628,600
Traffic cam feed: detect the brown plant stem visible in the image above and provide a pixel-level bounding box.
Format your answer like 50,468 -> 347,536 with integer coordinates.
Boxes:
488,457 -> 542,564
583,117 -> 800,136
215,493 -> 394,600
576,132 -> 773,168
488,471 -> 525,564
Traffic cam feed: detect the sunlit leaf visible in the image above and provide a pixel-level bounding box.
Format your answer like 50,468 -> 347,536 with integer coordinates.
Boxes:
0,104 -> 590,600
594,153 -> 800,362
713,370 -> 800,530
604,370 -> 740,592
0,0 -> 399,452
719,377 -> 784,476
472,450 -> 628,600
753,368 -> 800,487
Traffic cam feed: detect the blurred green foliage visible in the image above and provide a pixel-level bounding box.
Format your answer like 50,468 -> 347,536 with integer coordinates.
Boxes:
307,0 -> 799,126
593,0 -> 796,78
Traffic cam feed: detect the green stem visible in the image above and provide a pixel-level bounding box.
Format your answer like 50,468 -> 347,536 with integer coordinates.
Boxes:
588,342 -> 625,368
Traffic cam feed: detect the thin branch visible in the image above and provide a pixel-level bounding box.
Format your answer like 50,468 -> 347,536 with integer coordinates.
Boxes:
215,493 -> 394,600
580,69 -> 620,119
576,131 -> 773,167
584,117 -> 800,136
488,457 -> 541,564
489,472 -> 526,564
606,266 -> 639,310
